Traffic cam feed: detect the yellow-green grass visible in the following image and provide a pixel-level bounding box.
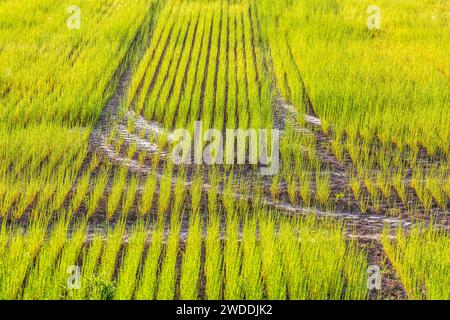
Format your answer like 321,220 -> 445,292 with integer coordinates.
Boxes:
382,222 -> 450,300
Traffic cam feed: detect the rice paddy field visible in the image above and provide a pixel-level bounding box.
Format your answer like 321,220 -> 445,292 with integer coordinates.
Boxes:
0,0 -> 449,301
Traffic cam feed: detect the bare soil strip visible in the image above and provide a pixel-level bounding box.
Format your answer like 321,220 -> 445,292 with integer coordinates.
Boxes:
361,239 -> 408,300
223,11 -> 230,130
197,16 -> 215,121
240,12 -> 251,115
247,7 -> 261,96
210,7 -> 223,128
172,15 -> 201,122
